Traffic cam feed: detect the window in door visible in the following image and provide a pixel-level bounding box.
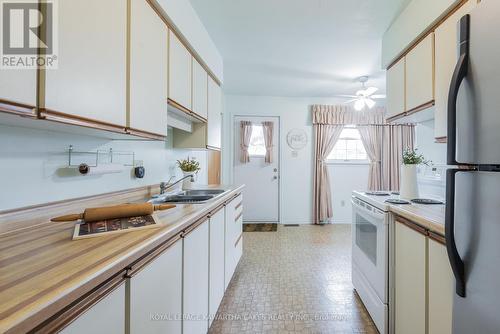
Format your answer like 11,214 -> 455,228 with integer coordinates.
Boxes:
247,125 -> 266,157
327,126 -> 368,162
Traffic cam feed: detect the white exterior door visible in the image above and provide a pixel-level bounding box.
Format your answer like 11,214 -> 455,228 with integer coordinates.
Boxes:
233,116 -> 279,222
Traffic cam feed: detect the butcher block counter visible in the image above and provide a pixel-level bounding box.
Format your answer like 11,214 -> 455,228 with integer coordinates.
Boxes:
389,201 -> 445,237
0,184 -> 244,333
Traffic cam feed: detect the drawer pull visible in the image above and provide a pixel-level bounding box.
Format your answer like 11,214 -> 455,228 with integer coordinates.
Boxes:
235,212 -> 243,222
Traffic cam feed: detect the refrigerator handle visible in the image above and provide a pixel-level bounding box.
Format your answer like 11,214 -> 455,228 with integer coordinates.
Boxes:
445,169 -> 466,297
447,14 -> 470,166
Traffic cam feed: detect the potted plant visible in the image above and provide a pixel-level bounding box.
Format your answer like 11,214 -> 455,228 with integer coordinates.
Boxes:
176,157 -> 200,190
400,149 -> 431,199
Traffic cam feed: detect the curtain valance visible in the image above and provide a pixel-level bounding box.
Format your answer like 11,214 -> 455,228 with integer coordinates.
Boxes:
311,105 -> 386,125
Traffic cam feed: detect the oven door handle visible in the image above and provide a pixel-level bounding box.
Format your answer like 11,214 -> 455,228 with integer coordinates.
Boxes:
351,199 -> 386,222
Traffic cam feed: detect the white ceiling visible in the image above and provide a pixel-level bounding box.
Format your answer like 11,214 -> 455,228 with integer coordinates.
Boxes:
189,0 -> 411,98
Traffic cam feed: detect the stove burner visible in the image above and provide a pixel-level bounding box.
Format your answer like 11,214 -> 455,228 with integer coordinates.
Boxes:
411,199 -> 444,205
365,191 -> 391,196
385,199 -> 411,205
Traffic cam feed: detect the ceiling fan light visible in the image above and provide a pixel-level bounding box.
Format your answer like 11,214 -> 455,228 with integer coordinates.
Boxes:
365,98 -> 376,109
354,99 -> 365,111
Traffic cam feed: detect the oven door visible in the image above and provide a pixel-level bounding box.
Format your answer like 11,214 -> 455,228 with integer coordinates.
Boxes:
351,197 -> 388,303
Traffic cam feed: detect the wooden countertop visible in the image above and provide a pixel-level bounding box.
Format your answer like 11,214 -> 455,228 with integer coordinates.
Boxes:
0,184 -> 244,333
389,202 -> 445,236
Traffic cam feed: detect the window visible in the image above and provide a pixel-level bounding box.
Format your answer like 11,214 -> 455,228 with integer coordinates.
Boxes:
248,125 -> 266,157
327,127 -> 368,162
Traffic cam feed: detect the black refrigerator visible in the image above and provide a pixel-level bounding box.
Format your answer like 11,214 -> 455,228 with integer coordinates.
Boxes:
446,1 -> 500,333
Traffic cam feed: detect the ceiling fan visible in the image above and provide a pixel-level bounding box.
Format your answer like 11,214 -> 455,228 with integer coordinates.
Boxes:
342,76 -> 386,111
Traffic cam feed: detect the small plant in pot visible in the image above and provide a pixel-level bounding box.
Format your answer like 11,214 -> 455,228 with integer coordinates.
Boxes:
400,149 -> 431,199
176,157 -> 200,190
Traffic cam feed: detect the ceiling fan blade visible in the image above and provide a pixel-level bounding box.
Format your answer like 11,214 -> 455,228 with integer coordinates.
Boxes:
365,98 -> 376,109
371,94 -> 386,99
335,94 -> 358,98
343,98 -> 358,104
354,99 -> 365,111
364,87 -> 378,96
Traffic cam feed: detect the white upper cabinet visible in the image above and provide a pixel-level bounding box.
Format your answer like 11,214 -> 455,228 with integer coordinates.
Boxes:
406,33 -> 435,111
129,0 -> 168,136
129,241 -> 183,334
434,0 -> 476,139
45,0 -> 127,126
0,70 -> 37,108
207,76 -> 222,149
382,0 -> 463,68
168,31 -> 192,110
386,58 -> 406,119
192,58 -> 208,119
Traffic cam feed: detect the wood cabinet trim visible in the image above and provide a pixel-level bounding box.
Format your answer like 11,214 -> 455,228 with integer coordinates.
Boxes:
207,203 -> 225,218
235,202 -> 243,211
395,215 -> 428,237
206,145 -> 221,151
386,0 -> 470,70
39,109 -> 127,134
181,216 -> 209,238
125,235 -> 182,278
29,271 -> 127,334
126,127 -> 166,141
386,100 -> 435,123
167,98 -> 207,123
428,231 -> 446,246
0,100 -> 37,118
435,136 -> 447,143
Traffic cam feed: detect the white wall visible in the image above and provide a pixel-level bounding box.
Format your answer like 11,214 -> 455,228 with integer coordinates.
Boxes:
329,164 -> 370,224
223,95 -> 372,224
157,0 -> 223,81
415,119 -> 447,164
0,126 -> 208,211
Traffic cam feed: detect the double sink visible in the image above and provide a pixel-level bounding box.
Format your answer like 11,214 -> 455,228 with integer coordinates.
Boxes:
148,189 -> 226,204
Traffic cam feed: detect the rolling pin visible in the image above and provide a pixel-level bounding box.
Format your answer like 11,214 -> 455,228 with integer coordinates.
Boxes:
51,203 -> 176,223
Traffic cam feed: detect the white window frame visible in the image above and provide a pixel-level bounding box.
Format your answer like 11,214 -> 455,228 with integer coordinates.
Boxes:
326,126 -> 369,165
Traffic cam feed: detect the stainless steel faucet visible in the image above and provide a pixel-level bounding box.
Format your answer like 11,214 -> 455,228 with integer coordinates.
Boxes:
160,174 -> 195,194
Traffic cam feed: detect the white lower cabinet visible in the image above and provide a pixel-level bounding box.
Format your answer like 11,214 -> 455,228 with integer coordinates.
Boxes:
128,241 -> 183,334
224,195 -> 243,289
61,283 -> 126,334
183,221 -> 209,334
428,238 -> 454,334
394,221 -> 427,334
209,209 -> 225,326
394,219 -> 453,334
62,195 -> 244,334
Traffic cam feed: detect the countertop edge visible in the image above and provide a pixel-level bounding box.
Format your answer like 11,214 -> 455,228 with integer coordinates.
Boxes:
3,185 -> 245,334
